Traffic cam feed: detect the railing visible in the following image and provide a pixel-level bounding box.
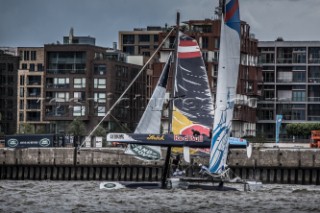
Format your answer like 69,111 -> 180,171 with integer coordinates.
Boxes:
46,84 -> 70,89
27,81 -> 41,85
27,105 -> 41,110
308,97 -> 320,102
46,69 -> 86,75
308,116 -> 320,121
308,78 -> 320,83
26,117 -> 41,121
308,58 -> 320,63
27,93 -> 41,98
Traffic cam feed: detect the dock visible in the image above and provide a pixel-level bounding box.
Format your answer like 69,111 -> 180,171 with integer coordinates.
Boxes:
0,146 -> 319,185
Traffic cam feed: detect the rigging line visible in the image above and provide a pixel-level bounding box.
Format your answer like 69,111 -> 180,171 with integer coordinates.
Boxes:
79,27 -> 176,149
109,113 -> 132,132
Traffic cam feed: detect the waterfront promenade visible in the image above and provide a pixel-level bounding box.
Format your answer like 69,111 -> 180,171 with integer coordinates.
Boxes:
0,146 -> 319,184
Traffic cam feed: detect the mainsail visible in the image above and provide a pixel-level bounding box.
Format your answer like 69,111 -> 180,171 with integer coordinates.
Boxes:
172,32 -> 214,144
124,53 -> 172,160
209,0 -> 241,174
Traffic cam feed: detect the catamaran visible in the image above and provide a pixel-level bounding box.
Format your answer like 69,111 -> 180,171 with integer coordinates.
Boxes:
104,0 -> 256,190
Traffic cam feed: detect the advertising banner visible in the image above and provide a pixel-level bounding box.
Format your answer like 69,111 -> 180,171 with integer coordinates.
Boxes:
275,114 -> 283,144
5,134 -> 54,148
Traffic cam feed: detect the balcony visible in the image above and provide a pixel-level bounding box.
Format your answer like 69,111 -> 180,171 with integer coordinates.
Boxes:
308,97 -> 320,102
46,83 -> 70,89
27,104 -> 41,110
308,78 -> 320,83
308,116 -> 320,121
46,69 -> 86,75
27,92 -> 41,98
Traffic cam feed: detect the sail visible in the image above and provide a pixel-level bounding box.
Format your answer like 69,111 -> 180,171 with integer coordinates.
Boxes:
124,53 -> 172,160
172,32 -> 214,145
209,0 -> 241,174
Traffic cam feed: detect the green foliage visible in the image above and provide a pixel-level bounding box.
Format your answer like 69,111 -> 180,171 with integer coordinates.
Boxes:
67,119 -> 86,136
20,123 -> 35,134
92,126 -> 107,137
286,123 -> 320,137
35,126 -> 46,134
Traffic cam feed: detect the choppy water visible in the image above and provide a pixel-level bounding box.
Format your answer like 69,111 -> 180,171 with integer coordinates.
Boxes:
0,181 -> 319,213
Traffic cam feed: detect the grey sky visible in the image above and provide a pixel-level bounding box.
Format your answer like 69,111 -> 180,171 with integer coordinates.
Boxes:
1,0 -> 320,48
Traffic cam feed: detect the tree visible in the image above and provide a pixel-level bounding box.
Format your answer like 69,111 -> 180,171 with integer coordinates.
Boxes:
286,123 -> 320,138
67,119 -> 86,147
92,126 -> 107,147
19,123 -> 35,134
92,126 -> 107,137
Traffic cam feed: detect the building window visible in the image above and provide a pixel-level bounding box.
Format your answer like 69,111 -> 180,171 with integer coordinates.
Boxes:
19,112 -> 24,121
73,106 -> 85,116
8,76 -> 13,84
31,51 -> 37,60
94,78 -> 106,88
20,88 -> 24,97
263,72 -> 275,82
308,66 -> 320,83
260,53 -> 274,63
123,46 -> 134,55
20,76 -> 25,85
292,110 -> 305,120
21,63 -> 27,69
263,90 -> 275,100
94,93 -> 106,103
0,63 -> 5,72
202,37 -> 209,49
8,63 -> 14,72
55,92 -> 69,102
37,63 -> 43,71
54,78 -> 69,88
123,34 -> 135,44
96,106 -> 106,116
74,78 -> 86,88
139,35 -> 150,42
260,109 -> 274,120
73,92 -> 85,101
29,63 -> 35,71
154,35 -> 159,43
246,81 -> 254,93
8,88 -> 13,96
23,51 -> 30,61
309,47 -> 320,63
292,72 -> 306,82
94,64 -> 106,75
292,91 -> 306,102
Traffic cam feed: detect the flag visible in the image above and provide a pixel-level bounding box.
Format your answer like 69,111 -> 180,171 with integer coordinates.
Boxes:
275,114 -> 283,144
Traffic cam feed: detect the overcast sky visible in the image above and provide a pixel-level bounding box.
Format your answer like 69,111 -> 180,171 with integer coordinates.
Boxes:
1,0 -> 320,48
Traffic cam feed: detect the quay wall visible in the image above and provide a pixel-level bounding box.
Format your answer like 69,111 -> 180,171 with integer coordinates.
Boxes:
0,148 -> 319,184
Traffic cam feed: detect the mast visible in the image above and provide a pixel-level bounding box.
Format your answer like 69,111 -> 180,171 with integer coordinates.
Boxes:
161,12 -> 180,189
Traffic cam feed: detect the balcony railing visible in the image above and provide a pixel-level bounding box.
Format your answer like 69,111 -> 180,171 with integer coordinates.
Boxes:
46,69 -> 86,75
27,104 -> 41,110
308,97 -> 320,102
46,84 -> 70,89
308,78 -> 320,83
26,117 -> 41,121
308,116 -> 320,121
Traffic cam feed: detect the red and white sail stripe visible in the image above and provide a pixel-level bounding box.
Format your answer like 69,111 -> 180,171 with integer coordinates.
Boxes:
178,39 -> 201,59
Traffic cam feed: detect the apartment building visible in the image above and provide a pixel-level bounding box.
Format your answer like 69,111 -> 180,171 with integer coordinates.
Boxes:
257,40 -> 320,139
0,50 -> 19,134
43,43 -> 146,134
119,26 -> 163,57
17,47 -> 48,133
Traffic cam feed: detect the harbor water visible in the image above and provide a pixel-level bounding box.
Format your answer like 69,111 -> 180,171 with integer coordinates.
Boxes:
0,181 -> 319,213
